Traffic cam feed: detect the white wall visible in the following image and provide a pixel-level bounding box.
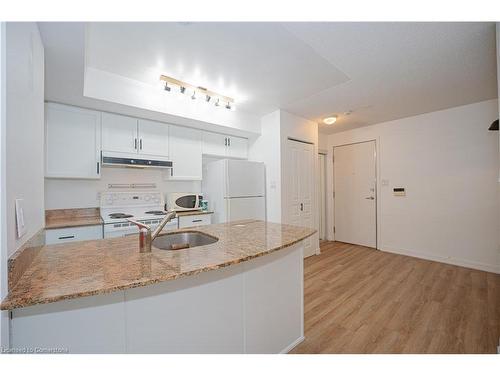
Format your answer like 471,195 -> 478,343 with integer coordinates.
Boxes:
248,111 -> 282,222
45,168 -> 201,209
326,99 -> 500,273
5,23 -> 45,257
84,67 -> 261,137
0,21 -> 9,349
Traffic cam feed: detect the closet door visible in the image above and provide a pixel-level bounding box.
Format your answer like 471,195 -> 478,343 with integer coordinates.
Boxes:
283,139 -> 316,257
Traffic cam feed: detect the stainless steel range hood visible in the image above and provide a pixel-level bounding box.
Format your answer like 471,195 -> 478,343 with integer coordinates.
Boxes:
101,151 -> 173,169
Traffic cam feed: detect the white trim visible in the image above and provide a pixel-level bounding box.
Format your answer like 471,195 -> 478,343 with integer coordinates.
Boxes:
381,246 -> 500,274
280,335 -> 305,354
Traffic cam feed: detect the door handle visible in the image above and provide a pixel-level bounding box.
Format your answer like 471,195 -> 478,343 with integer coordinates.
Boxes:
365,196 -> 375,200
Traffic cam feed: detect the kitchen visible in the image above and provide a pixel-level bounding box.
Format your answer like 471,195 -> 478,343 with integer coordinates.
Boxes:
1,11 -> 500,370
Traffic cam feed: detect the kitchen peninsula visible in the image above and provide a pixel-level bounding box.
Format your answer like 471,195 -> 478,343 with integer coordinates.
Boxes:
1,220 -> 315,354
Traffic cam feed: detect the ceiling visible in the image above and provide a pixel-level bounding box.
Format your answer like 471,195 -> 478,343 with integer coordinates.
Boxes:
39,22 -> 497,134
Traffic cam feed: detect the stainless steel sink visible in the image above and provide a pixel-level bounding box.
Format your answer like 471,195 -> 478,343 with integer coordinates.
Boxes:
152,231 -> 218,250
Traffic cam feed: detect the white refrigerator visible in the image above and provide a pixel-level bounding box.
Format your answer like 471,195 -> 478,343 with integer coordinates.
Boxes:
203,159 -> 266,223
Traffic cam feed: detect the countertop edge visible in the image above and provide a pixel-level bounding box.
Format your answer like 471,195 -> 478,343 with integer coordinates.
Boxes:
0,229 -> 315,311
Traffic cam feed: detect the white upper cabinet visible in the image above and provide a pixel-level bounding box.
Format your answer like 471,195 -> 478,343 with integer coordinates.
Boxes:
45,103 -> 101,179
167,125 -> 202,180
202,131 -> 227,157
101,113 -> 138,154
226,136 -> 248,159
202,131 -> 248,159
137,119 -> 169,157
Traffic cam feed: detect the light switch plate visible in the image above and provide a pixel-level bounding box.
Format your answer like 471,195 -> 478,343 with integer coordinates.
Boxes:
15,198 -> 27,238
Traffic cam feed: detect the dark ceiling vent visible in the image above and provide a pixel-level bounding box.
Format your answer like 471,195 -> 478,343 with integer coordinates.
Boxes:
489,119 -> 499,131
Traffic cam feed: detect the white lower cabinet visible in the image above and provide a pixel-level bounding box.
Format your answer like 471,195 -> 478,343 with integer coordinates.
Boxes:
10,243 -> 304,353
178,213 -> 212,228
45,225 -> 103,245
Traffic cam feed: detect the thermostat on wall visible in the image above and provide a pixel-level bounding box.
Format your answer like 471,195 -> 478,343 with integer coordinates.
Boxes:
393,187 -> 406,197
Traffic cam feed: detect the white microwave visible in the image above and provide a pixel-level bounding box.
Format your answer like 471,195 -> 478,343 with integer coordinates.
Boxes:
166,193 -> 203,212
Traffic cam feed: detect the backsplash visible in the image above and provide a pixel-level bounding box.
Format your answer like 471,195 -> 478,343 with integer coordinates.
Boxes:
44,167 -> 202,209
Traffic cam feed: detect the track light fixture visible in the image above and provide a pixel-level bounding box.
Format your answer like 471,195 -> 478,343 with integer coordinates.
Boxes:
160,75 -> 235,111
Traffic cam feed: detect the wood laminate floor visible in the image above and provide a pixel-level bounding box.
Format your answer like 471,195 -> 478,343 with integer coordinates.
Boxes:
291,241 -> 500,354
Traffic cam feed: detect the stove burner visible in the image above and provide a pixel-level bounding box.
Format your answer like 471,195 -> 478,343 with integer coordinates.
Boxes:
109,213 -> 134,219
145,210 -> 166,215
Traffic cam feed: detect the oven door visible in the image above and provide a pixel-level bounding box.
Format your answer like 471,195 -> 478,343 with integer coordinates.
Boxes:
103,219 -> 178,238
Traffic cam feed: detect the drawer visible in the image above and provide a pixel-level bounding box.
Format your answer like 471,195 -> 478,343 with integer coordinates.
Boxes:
46,225 -> 103,245
178,214 -> 212,229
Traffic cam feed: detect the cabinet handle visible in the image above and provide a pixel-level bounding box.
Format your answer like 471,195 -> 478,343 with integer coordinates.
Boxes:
140,139 -> 143,150
58,235 -> 75,240
170,168 -> 173,177
228,137 -> 231,146
192,219 -> 203,223
134,138 -> 137,149
96,162 -> 100,175
300,203 -> 304,211
225,137 -> 228,146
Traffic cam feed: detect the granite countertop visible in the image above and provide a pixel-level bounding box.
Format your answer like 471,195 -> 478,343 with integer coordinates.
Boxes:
1,220 -> 315,310
45,208 -> 103,229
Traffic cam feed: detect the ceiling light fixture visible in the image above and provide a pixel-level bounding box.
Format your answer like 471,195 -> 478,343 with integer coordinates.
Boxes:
323,116 -> 337,125
160,75 -> 235,111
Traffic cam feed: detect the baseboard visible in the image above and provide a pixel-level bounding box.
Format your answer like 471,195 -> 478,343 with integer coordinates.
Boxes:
381,246 -> 500,274
280,335 -> 304,354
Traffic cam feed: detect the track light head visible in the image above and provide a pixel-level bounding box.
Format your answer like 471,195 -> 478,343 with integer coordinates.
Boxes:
164,83 -> 171,92
180,86 -> 186,94
206,95 -> 211,102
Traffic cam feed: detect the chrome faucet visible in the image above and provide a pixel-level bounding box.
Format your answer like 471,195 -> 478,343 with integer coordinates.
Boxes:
127,210 -> 177,253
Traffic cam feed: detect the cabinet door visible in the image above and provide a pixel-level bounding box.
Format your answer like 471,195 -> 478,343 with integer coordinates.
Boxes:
227,136 -> 248,159
138,119 -> 169,157
167,125 -> 202,180
178,214 -> 211,228
45,103 -> 101,179
202,131 -> 227,157
101,112 -> 138,154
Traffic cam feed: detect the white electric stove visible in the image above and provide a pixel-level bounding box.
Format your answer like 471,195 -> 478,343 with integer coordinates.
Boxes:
100,191 -> 178,238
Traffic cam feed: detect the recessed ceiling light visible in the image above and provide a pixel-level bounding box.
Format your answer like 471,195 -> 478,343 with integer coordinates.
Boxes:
323,116 -> 337,125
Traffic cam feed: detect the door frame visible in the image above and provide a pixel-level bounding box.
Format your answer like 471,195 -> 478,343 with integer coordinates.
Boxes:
332,139 -> 378,250
318,151 -> 327,240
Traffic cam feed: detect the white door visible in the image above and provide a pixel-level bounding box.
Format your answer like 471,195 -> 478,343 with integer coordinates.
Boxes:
202,131 -> 227,157
137,119 -> 169,157
334,141 -> 376,248
226,136 -> 248,159
101,112 -> 138,154
225,160 -> 265,198
284,139 -> 316,257
167,125 -> 202,180
45,103 -> 101,179
226,197 -> 266,222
